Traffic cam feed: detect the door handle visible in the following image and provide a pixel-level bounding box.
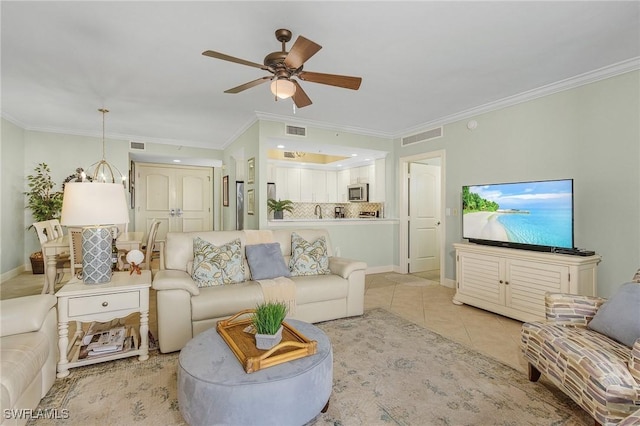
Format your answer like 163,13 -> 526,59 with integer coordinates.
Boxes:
436,221 -> 441,226
170,209 -> 176,217
176,208 -> 183,217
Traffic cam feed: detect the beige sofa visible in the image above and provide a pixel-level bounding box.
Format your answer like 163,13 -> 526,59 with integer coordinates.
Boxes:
152,229 -> 367,353
1,295 -> 58,426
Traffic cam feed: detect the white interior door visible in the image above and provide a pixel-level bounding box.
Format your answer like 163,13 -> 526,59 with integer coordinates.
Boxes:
409,162 -> 441,273
135,163 -> 213,240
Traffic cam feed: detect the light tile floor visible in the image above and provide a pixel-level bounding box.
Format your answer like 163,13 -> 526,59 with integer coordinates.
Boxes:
0,268 -> 527,372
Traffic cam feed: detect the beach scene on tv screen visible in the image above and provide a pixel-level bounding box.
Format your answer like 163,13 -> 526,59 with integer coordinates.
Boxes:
462,180 -> 573,248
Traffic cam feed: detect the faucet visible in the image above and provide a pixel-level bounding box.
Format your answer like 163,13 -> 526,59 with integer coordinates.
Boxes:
314,204 -> 322,219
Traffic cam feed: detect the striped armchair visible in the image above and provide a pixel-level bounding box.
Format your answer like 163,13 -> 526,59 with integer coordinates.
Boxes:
521,292 -> 640,425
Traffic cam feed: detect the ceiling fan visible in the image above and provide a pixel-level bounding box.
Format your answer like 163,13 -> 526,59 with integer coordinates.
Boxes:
202,29 -> 362,108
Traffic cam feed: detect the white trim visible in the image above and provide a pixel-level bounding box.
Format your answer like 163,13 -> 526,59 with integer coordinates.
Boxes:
1,265 -> 26,284
398,57 -> 640,138
365,265 -> 396,275
3,58 -> 637,150
255,111 -> 394,139
221,115 -> 259,149
398,150 -> 447,286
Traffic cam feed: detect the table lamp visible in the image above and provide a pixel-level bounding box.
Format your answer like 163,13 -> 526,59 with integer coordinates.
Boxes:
60,182 -> 129,284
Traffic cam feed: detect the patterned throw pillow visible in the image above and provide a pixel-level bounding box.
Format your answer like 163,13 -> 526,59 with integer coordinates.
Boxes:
632,268 -> 640,283
192,237 -> 245,287
289,232 -> 330,277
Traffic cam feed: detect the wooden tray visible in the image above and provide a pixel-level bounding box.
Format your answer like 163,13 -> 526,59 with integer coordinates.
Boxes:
217,310 -> 317,373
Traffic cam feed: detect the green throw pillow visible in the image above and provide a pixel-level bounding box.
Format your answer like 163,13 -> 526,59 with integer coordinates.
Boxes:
289,232 -> 330,277
192,237 -> 245,287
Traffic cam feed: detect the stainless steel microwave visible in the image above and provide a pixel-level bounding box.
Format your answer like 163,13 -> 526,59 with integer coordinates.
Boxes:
348,183 -> 369,202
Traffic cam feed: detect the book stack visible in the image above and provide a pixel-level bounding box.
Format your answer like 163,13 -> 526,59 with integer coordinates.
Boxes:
78,322 -> 138,360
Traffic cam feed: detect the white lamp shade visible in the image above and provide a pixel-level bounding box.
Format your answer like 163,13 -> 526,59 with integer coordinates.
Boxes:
61,182 -> 130,227
270,79 -> 296,99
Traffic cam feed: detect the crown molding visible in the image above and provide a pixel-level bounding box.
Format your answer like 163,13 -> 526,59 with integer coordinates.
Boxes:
221,115 -> 259,149
396,57 -> 640,139
254,111 -> 395,140
4,58 -> 638,148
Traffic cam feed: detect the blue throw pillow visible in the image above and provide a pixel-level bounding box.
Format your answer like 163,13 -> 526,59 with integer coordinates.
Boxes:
587,282 -> 640,347
245,242 -> 290,280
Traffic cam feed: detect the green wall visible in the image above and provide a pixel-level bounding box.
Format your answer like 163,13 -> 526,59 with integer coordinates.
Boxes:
1,119 -> 27,277
3,71 -> 638,295
0,126 -> 223,276
398,71 -> 640,298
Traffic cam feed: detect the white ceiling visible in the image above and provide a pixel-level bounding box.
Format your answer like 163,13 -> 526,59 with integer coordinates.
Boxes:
2,1 -> 639,151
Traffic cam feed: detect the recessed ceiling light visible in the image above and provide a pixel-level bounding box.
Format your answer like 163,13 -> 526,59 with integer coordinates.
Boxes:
351,154 -> 358,157
365,158 -> 371,161
173,159 -> 181,163
277,145 -> 285,149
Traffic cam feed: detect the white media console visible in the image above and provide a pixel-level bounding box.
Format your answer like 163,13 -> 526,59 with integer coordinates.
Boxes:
452,242 -> 602,322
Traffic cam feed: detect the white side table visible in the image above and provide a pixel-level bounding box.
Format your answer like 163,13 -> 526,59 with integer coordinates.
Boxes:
55,270 -> 151,378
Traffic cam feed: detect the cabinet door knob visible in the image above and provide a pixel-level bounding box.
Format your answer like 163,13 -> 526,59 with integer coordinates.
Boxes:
499,280 -> 503,284
102,301 -> 109,307
505,281 -> 509,285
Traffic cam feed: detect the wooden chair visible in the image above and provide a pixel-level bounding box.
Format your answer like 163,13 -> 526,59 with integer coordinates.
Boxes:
121,220 -> 161,272
141,220 -> 161,270
47,219 -> 65,239
68,228 -> 84,278
32,220 -> 70,288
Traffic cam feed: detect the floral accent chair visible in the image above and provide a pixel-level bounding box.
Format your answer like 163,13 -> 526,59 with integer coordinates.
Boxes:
521,271 -> 640,425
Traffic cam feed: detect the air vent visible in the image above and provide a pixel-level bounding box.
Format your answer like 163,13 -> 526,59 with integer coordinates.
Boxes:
401,127 -> 443,146
129,141 -> 146,151
285,124 -> 306,137
283,152 -> 296,158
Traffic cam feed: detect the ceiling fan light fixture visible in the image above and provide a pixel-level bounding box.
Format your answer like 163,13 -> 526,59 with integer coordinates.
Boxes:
270,78 -> 296,100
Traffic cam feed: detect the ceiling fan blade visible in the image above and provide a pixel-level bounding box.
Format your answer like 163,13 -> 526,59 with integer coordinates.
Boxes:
292,81 -> 312,108
224,76 -> 271,94
202,50 -> 266,70
284,36 -> 322,69
297,71 -> 362,90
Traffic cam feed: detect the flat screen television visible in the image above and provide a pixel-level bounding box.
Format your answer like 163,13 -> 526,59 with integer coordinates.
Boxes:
462,179 -> 574,252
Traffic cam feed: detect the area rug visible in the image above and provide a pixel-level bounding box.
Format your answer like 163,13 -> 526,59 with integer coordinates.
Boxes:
30,308 -> 591,425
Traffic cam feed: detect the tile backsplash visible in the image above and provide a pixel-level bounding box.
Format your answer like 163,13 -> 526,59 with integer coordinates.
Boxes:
278,202 -> 384,220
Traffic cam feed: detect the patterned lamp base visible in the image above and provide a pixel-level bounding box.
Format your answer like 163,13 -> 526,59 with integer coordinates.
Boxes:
82,226 -> 113,284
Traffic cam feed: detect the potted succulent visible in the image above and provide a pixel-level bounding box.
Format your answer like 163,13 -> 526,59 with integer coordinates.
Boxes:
25,163 -> 64,274
267,198 -> 294,220
252,301 -> 288,350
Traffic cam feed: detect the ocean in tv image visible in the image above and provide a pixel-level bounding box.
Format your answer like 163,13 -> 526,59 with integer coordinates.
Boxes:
462,180 -> 573,249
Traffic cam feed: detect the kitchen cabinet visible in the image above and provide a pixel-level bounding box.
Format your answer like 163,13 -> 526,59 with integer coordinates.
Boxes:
453,243 -> 601,322
337,170 -> 350,202
326,172 -> 337,202
300,169 -> 328,202
275,167 -> 301,201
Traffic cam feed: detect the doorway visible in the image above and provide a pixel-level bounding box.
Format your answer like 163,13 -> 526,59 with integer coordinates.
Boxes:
399,150 -> 445,283
134,162 -> 214,240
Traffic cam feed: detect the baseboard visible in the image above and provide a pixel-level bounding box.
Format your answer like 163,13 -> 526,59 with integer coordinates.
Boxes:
0,264 -> 26,284
365,265 -> 396,275
442,277 -> 456,288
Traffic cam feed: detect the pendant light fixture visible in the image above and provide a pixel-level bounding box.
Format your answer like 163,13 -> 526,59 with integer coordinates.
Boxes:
85,108 -> 127,185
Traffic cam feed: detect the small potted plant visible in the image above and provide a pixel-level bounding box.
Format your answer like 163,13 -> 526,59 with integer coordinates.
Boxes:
252,301 -> 288,350
267,198 -> 294,220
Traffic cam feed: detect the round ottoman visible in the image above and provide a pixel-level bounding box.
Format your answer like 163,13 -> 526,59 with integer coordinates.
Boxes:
178,319 -> 332,426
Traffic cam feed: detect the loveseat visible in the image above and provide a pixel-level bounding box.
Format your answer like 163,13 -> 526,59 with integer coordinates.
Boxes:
1,295 -> 58,426
521,279 -> 640,425
152,229 -> 367,353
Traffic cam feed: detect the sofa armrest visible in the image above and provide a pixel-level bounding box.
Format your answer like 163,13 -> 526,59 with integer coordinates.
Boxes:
328,257 -> 367,279
0,294 -> 57,337
544,292 -> 606,326
152,269 -> 200,296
